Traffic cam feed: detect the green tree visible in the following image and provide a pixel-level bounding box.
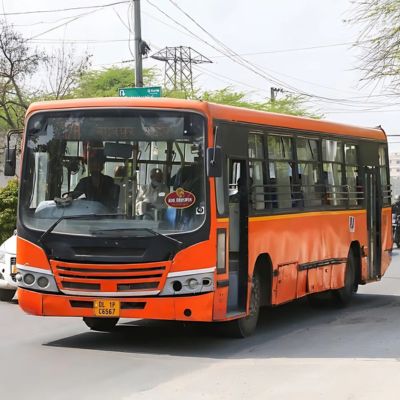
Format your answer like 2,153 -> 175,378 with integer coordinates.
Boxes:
72,66 -> 158,98
350,0 -> 400,90
200,87 -> 321,118
71,66 -> 318,117
0,21 -> 46,129
0,179 -> 18,242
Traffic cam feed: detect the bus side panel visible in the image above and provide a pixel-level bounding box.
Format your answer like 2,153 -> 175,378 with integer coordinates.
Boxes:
248,210 -> 368,305
380,207 -> 393,276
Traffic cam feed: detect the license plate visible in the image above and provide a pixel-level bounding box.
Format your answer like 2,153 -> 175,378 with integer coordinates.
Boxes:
94,300 -> 120,317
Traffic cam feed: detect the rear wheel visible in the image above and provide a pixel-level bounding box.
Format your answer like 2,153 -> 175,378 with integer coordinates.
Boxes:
83,317 -> 119,332
332,251 -> 358,307
0,289 -> 16,302
221,271 -> 261,338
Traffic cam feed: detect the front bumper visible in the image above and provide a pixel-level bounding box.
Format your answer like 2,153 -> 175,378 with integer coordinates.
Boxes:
18,287 -> 215,322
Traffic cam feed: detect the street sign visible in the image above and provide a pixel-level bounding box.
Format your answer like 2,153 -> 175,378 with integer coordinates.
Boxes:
118,86 -> 162,98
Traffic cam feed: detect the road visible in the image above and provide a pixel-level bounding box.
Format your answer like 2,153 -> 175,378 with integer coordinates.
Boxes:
2,253 -> 400,400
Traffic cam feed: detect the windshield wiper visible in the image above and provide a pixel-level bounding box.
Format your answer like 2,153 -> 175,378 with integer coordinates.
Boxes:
94,227 -> 183,249
39,213 -> 124,246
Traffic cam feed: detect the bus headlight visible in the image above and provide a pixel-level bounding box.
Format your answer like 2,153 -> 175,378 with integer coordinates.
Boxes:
160,267 -> 215,296
17,266 -> 58,293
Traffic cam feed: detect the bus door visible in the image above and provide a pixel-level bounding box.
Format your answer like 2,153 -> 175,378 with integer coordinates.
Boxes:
364,166 -> 382,279
227,158 -> 249,313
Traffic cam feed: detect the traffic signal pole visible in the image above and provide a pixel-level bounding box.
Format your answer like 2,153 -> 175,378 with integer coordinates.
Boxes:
134,0 -> 143,87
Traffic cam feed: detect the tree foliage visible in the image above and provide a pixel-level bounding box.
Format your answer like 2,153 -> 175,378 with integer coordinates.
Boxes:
350,0 -> 400,90
0,179 -> 17,243
200,88 -> 321,118
0,22 -> 91,129
0,21 -> 45,129
72,66 -> 158,98
43,46 -> 92,100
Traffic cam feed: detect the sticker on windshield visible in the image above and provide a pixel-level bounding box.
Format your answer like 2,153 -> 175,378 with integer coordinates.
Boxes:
165,188 -> 196,209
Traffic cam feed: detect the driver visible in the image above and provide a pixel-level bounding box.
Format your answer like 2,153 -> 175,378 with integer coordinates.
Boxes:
72,148 -> 117,210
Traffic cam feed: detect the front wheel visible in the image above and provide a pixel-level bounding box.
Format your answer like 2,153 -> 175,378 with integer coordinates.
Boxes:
221,271 -> 261,338
83,317 -> 119,332
0,289 -> 16,302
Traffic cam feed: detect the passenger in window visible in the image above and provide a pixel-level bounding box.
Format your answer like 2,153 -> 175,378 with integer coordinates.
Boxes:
136,168 -> 169,219
72,148 -> 119,211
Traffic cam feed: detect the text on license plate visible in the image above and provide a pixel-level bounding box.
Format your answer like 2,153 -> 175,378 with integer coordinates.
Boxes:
94,300 -> 120,317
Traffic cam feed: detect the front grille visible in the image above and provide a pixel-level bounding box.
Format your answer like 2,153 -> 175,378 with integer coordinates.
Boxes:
117,282 -> 159,291
51,260 -> 168,295
63,282 -> 101,291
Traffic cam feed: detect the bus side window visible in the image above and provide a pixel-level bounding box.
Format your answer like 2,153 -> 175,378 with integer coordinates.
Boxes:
322,139 -> 345,207
344,143 -> 360,207
379,145 -> 390,206
267,135 -> 294,210
296,138 -> 321,208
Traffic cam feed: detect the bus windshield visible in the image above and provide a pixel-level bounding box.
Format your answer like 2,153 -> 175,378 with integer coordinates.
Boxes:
20,109 -> 206,237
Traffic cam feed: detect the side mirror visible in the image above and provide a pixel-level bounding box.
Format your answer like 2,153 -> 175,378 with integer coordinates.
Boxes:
4,147 -> 16,176
206,146 -> 223,177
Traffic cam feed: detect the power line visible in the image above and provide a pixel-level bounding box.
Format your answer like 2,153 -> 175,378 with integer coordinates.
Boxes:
148,1 -> 301,96
0,1 -> 129,16
27,8 -> 102,40
210,41 -> 365,57
166,0 -> 400,112
13,11 -> 95,27
145,0 -> 229,59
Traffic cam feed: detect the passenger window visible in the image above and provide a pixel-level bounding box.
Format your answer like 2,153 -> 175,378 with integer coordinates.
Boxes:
269,162 -> 294,209
322,139 -> 345,207
297,138 -> 322,207
379,145 -> 390,205
344,144 -> 361,206
268,136 -> 292,160
297,138 -> 318,161
322,162 -> 345,206
267,135 -> 294,210
248,134 -> 264,159
249,160 -> 264,210
323,140 -> 343,162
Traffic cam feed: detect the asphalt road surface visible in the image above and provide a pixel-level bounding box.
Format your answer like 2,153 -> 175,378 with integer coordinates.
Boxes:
2,252 -> 400,400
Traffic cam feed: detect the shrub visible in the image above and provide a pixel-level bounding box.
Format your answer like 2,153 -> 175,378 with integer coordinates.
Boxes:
0,179 -> 18,243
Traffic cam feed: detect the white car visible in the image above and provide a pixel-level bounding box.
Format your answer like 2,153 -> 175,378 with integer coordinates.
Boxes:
0,233 -> 17,302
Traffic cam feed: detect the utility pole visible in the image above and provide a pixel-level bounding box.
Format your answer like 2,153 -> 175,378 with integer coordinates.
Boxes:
151,47 -> 212,97
133,0 -> 143,87
270,87 -> 283,102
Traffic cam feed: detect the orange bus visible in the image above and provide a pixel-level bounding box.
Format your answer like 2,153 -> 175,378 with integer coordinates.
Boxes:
8,97 -> 392,337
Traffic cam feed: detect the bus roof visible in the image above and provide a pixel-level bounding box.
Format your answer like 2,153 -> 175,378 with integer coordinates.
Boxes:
27,97 -> 386,141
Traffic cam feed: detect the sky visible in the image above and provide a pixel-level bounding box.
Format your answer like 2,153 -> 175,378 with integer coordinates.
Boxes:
2,0 -> 400,151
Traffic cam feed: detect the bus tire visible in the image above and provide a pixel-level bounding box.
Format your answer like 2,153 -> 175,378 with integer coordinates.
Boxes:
83,317 -> 119,332
0,289 -> 16,302
221,271 -> 261,338
332,251 -> 357,307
